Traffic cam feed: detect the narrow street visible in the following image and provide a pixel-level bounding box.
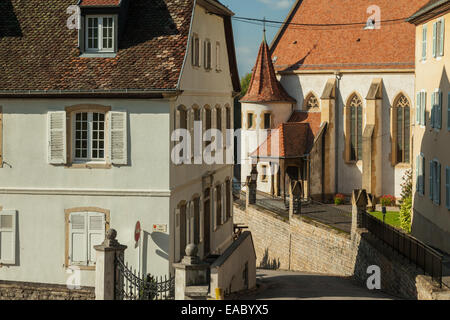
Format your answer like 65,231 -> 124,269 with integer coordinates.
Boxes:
235,270 -> 397,300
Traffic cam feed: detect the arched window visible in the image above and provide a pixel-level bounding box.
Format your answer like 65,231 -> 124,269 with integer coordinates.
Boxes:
204,105 -> 212,147
345,94 -> 363,162
304,93 -> 320,111
392,94 -> 410,164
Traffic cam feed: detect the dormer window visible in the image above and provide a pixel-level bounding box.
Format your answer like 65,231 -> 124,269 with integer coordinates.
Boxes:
86,16 -> 115,53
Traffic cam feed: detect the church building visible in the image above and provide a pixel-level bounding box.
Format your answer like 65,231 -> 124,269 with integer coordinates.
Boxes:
240,0 -> 429,202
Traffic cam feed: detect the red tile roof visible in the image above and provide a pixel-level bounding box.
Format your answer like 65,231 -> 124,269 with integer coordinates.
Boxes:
270,0 -> 429,71
0,0 -> 193,92
79,0 -> 121,6
240,36 -> 295,103
251,111 -> 321,158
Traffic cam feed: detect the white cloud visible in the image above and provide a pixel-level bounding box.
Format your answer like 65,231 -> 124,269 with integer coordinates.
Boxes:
257,0 -> 294,10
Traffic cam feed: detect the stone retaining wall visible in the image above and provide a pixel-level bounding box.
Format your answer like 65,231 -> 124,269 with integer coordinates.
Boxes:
0,281 -> 95,300
234,202 -> 450,300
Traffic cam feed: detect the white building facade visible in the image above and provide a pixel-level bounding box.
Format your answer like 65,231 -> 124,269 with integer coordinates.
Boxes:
0,0 -> 243,289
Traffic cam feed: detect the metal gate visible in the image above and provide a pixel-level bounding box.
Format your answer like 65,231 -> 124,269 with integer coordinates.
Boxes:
114,256 -> 175,300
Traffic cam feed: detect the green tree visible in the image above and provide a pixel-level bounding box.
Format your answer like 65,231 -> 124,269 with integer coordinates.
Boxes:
240,73 -> 252,98
399,169 -> 412,233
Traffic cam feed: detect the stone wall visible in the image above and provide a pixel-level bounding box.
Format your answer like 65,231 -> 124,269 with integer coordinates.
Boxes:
234,202 -> 450,300
0,281 -> 95,300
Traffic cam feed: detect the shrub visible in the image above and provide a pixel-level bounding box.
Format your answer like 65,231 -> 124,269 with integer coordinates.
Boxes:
399,170 -> 413,233
334,194 -> 345,205
399,196 -> 412,233
380,195 -> 396,207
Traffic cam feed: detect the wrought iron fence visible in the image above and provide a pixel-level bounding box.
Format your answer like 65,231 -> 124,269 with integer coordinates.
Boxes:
114,256 -> 175,300
361,210 -> 443,287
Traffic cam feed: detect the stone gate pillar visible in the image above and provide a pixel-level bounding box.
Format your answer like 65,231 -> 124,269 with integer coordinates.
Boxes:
94,229 -> 127,300
351,189 -> 368,239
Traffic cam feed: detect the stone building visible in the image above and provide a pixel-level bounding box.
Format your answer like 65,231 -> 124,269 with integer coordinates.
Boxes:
240,0 -> 429,202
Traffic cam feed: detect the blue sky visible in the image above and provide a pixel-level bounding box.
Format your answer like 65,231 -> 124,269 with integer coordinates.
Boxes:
219,0 -> 295,79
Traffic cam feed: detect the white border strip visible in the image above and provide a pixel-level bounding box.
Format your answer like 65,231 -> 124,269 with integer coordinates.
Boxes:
0,188 -> 171,197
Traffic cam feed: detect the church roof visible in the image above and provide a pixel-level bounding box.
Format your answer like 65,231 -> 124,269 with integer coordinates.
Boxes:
270,0 -> 429,72
240,36 -> 295,103
251,112 -> 321,159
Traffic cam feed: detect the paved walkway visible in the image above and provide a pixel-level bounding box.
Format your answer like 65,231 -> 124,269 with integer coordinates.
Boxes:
234,270 -> 397,300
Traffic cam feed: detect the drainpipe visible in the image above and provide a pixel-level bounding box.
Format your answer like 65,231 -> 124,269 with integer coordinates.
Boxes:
334,71 -> 342,195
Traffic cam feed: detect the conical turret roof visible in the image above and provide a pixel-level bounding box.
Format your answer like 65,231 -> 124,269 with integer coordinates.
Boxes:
241,37 -> 295,103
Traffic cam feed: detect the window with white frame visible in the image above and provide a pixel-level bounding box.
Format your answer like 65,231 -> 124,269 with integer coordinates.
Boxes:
204,39 -> 212,70
422,25 -> 427,61
416,153 -> 425,196
416,91 -> 427,126
0,210 -> 17,265
74,112 -> 106,162
431,90 -> 442,130
192,34 -> 200,67
433,18 -> 445,58
86,16 -> 115,53
48,110 -> 128,166
429,159 -> 441,205
68,211 -> 106,266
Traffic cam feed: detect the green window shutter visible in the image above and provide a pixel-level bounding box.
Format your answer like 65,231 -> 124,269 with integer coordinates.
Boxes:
437,162 -> 441,205
438,91 -> 443,129
448,93 -> 450,131
430,161 -> 434,200
422,25 -> 427,60
423,92 -> 427,126
416,156 -> 420,192
422,156 -> 426,195
417,92 -> 421,124
446,167 -> 450,209
440,19 -> 445,56
433,22 -> 437,57
431,93 -> 435,128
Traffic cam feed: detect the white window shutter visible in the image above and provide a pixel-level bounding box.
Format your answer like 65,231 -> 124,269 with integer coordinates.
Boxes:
0,210 -> 17,265
87,212 -> 105,265
48,111 -> 67,164
440,19 -> 445,56
109,111 -> 128,165
433,22 -> 437,57
69,212 -> 87,265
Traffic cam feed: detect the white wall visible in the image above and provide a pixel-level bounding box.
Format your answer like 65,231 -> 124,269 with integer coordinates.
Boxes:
0,98 -> 172,286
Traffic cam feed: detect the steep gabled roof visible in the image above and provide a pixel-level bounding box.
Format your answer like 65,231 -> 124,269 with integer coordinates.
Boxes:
0,0 -> 240,96
240,36 -> 295,103
270,0 -> 429,72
